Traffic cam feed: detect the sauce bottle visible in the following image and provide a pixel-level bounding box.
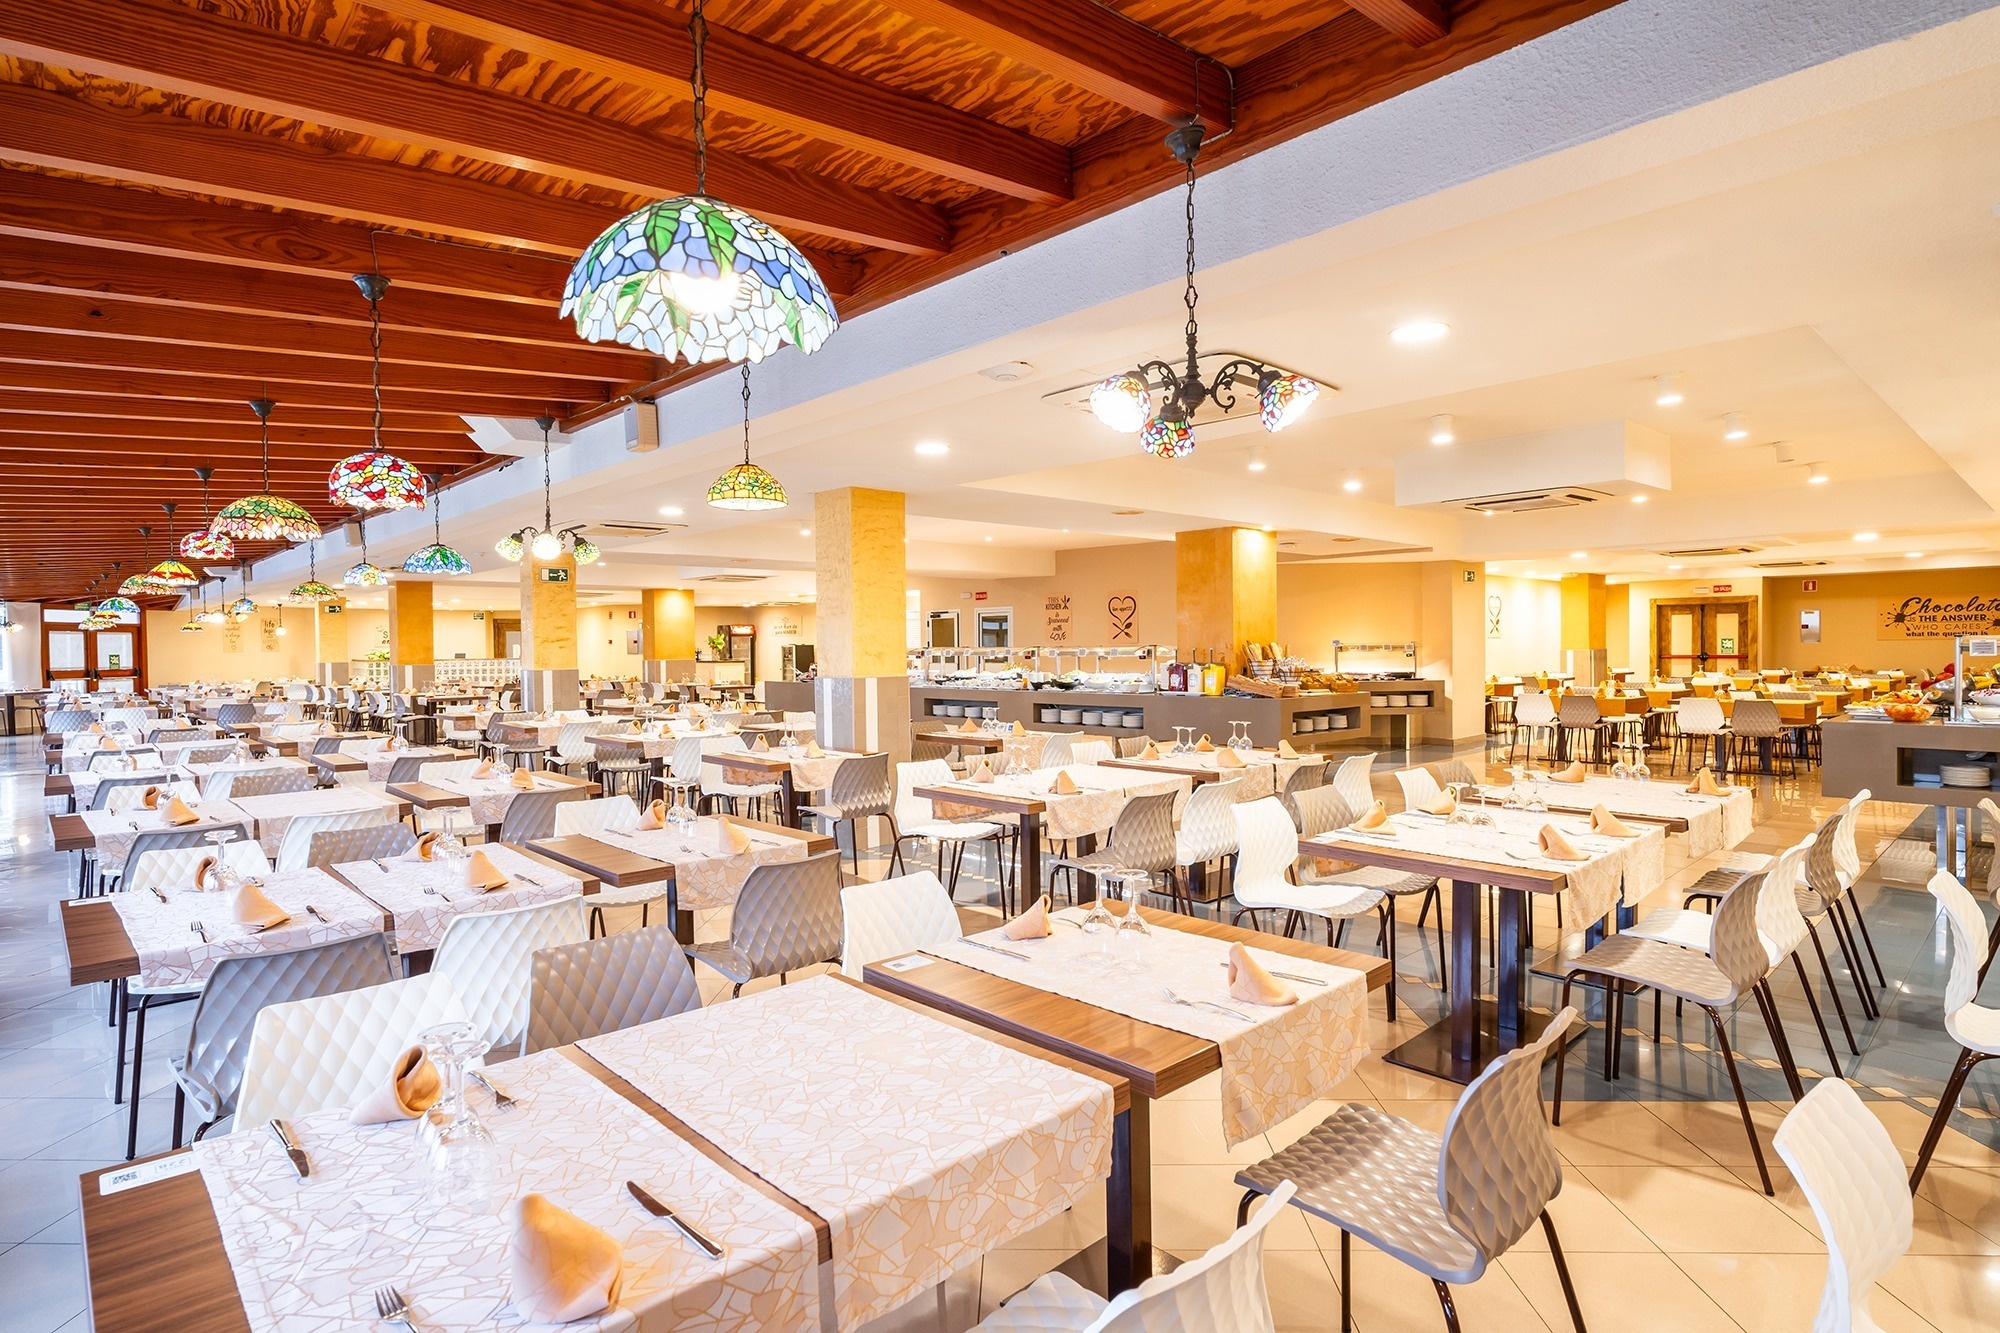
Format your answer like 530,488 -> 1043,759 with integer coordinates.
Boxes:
1166,655 -> 1188,693
1203,650 -> 1227,696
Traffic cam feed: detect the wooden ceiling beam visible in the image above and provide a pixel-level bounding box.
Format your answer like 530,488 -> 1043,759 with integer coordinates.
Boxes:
0,288 -> 631,384
0,328 -> 616,406
889,0 -> 1231,122
368,0 -> 1069,203
0,0 -> 947,254
0,417 -> 471,452
1345,0 -> 1453,45
0,393 -> 472,433
0,371 -> 555,419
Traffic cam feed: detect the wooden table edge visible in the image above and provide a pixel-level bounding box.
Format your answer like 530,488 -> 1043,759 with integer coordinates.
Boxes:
1296,835 -> 1570,893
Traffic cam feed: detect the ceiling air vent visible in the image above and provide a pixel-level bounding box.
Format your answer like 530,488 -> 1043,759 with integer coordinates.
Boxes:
1755,559 -> 1829,569
694,574 -> 768,584
1659,544 -> 1764,558
573,520 -> 684,539
1459,488 -> 1611,514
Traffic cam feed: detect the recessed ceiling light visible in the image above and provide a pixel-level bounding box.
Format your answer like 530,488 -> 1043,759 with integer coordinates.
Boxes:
1570,551 -> 1587,559
1391,320 -> 1449,344
1807,465 -> 1828,485
1112,509 -> 1144,516
983,535 -> 993,542
1247,444 -> 1267,472
1342,475 -> 1362,493
978,361 -> 1034,381
1429,413 -> 1454,446
1482,509 -> 1496,518
659,505 -> 684,516
1854,531 -> 1879,542
799,527 -> 812,537
1723,411 -> 1749,441
914,441 -> 950,456
1905,551 -> 1926,559
1668,563 -> 1684,571
1654,372 -> 1684,406
1630,494 -> 1648,505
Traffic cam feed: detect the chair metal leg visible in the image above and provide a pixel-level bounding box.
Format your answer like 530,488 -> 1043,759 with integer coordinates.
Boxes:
1806,921 -> 1861,1055
1551,976 -> 1578,1126
1383,901 -> 1398,1022
1845,892 -> 1890,989
1540,1211 -> 1588,1333
1707,1006 -> 1773,1194
125,998 -> 149,1162
1432,1279 -> 1464,1333
1751,980 -> 1807,1101
171,1085 -> 185,1149
1910,1046 -> 1988,1191
1789,951 -> 1842,1075
1340,1229 -> 1353,1333
1827,900 -> 1880,1019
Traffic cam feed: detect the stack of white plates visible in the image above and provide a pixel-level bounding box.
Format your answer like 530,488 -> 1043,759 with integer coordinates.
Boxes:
1941,764 -> 1992,788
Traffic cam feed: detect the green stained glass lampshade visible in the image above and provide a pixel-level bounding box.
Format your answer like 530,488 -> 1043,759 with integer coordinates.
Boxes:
180,620 -> 204,634
571,538 -> 601,566
211,494 -> 322,543
495,533 -> 525,562
1140,414 -> 1195,460
403,543 -> 471,576
80,613 -> 116,630
706,461 -> 788,511
290,579 -> 338,602
180,529 -> 235,561
329,452 -> 428,513
146,558 -> 199,588
229,596 -> 256,618
563,195 -> 838,366
96,597 -> 140,616
343,560 -> 388,587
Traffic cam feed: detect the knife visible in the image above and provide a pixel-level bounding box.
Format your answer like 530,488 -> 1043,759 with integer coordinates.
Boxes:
269,1119 -> 310,1178
625,1180 -> 723,1258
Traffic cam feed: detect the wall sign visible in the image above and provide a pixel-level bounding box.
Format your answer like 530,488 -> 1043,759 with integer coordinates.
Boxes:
539,567 -> 570,583
1043,593 -> 1072,644
1879,593 -> 2000,639
624,629 -> 641,655
323,603 -> 343,615
1486,595 -> 1503,640
107,653 -> 121,669
1800,609 -> 1822,644
1106,590 -> 1138,642
1801,579 -> 1818,592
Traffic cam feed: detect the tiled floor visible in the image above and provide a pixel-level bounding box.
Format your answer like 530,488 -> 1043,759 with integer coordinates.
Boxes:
4,733 -> 1998,1331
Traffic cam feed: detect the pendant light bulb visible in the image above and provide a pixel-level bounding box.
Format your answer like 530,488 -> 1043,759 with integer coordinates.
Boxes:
531,529 -> 562,561
665,269 -> 744,317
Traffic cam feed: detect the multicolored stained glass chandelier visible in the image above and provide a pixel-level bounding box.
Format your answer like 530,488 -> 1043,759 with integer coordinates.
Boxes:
181,468 -> 235,562
706,365 -> 787,510
146,507 -> 200,589
495,418 -> 601,562
291,542 -> 339,603
329,274 -> 427,513
403,474 -> 471,575
561,0 -> 836,366
94,596 -> 140,618
227,567 -> 256,622
343,520 -> 388,587
1087,123 -> 1323,459
212,400 -> 322,543
121,524 -> 182,596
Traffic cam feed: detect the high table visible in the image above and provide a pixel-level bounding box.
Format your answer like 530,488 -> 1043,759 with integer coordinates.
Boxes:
865,904 -> 1388,1290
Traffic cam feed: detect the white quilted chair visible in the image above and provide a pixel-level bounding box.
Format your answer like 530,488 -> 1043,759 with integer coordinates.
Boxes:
552,795 -> 641,837
545,720 -> 598,775
1069,739 -> 1114,767
274,806 -> 396,873
1330,753 -> 1376,817
235,972 -> 474,1127
1036,731 -> 1077,768
890,759 -> 1005,898
1392,765 -> 1441,812
525,927 -> 703,1053
1907,869 -> 2000,1191
433,895 -> 588,1057
1170,778 -> 1243,915
975,1181 -> 1295,1332
105,779 -> 198,814
697,734 -> 780,817
1773,1077 -> 1913,1333
126,840 -> 271,893
839,871 -> 961,979
1228,798 -> 1386,948
88,746 -> 160,774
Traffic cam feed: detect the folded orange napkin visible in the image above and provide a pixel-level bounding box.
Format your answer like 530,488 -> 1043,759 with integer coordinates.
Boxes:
638,799 -> 666,831
1686,767 -> 1728,796
804,741 -> 824,758
1550,762 -> 1587,783
707,818 -> 752,855
750,734 -> 770,753
967,760 -> 996,784
1277,740 -> 1299,758
398,831 -> 440,861
1194,735 -> 1215,752
1348,801 -> 1393,834
1227,943 -> 1298,1006
509,767 -> 537,791
100,736 -> 121,752
316,723 -> 335,736
507,1194 -> 622,1325
1001,896 -> 1051,940
232,879 -> 292,930
1590,805 -> 1640,838
958,719 -> 980,733
1214,747 -> 1245,769
1139,741 -> 1161,760
141,785 -> 162,810
384,732 -> 401,751
1011,720 -> 1026,737
1423,789 -> 1458,816
464,849 -> 509,891
471,759 -> 499,779
1050,770 -> 1081,795
192,854 -> 221,891
1538,824 -> 1589,861
164,795 -> 201,826
88,722 -> 104,734
348,1046 -> 442,1125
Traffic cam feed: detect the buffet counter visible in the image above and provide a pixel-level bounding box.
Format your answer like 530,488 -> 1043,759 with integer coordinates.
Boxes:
1821,714 -> 2000,873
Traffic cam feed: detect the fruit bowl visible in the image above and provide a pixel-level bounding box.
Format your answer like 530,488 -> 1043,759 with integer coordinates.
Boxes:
1883,702 -> 1935,723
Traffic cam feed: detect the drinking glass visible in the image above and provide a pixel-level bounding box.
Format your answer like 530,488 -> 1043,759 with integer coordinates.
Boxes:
1227,721 -> 1252,752
201,828 -> 237,892
433,807 -> 466,867
1112,871 -> 1153,970
416,1021 -> 498,1213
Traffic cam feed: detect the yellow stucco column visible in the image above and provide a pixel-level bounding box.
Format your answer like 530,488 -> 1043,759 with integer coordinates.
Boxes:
1173,527 -> 1277,675
388,579 -> 434,693
814,487 -> 907,757
316,596 -> 350,686
1419,562 -> 1488,742
520,548 -> 578,711
641,588 -> 698,688
1561,573 -> 1609,686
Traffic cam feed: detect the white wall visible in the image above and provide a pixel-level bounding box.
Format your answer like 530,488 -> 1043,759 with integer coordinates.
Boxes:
1484,577 -> 1562,676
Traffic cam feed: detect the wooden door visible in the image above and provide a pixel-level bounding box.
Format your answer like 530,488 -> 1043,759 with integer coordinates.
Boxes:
1654,600 -> 1756,675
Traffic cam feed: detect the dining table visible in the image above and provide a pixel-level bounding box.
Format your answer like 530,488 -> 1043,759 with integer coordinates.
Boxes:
174,756 -> 313,797
78,975 -> 1130,1332
1098,746 -> 1325,800
864,903 -> 1388,1290
1299,802 -> 1667,1084
386,769 -> 598,842
701,745 -> 865,828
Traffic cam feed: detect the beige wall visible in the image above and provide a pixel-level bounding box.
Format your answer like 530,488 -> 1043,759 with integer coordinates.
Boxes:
143,609 -> 318,685
1619,578 -> 1768,674
913,543 -> 1177,651
1482,576 -> 1563,677
1276,563 -> 1424,670
1761,565 -> 2000,674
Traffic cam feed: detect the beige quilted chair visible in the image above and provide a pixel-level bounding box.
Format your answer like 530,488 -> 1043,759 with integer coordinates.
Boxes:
685,850 -> 843,996
524,927 -> 703,1053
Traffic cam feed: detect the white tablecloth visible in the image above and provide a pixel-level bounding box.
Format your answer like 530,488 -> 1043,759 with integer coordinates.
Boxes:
192,1048 -> 821,1333
932,915 -> 1369,1147
580,977 -> 1113,1330
104,867 -> 383,990
364,746 -> 458,783
1105,749 -> 1323,801
332,846 -> 584,952
1513,776 -> 1753,860
931,764 -> 1194,841
229,787 -> 404,857
176,756 -> 311,797
593,820 -> 806,912
428,772 -> 574,827
81,799 -> 251,874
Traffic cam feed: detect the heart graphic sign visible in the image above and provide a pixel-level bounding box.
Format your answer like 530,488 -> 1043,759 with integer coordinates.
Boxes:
1107,592 -> 1138,641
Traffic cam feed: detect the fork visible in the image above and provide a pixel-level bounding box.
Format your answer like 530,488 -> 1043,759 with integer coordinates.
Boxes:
469,1069 -> 519,1113
1161,985 -> 1252,1021
190,920 -> 209,943
373,1284 -> 415,1328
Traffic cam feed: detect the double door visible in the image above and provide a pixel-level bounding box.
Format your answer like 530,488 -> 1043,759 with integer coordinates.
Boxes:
1654,600 -> 1755,676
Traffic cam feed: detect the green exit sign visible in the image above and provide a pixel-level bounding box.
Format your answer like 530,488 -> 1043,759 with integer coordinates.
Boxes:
540,567 -> 571,583
323,604 -> 343,615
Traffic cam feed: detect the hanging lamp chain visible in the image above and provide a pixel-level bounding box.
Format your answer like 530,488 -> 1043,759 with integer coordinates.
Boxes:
690,0 -> 709,196
368,286 -> 384,449
741,363 -> 752,463
542,425 -> 553,533
1182,149 -> 1198,383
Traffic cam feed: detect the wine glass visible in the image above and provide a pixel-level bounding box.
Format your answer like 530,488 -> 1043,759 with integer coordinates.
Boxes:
202,828 -> 238,893
416,1021 -> 498,1213
433,807 -> 466,867
1112,871 -> 1153,970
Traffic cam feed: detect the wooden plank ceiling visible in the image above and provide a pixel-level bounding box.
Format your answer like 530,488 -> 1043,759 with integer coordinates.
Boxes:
0,0 -> 1621,602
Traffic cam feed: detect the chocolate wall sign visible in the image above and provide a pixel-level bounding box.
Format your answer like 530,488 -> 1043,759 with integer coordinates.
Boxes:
1879,593 -> 2000,639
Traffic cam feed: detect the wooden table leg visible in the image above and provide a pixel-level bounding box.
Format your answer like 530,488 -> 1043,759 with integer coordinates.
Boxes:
1495,887 -> 1525,1046
778,771 -> 800,829
1018,810 -> 1043,905
1449,878 -> 1482,1067
1105,1097 -> 1152,1293
667,875 -> 692,946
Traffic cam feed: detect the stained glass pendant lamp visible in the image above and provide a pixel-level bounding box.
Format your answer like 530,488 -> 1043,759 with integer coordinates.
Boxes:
181,468 -> 235,561
213,400 -> 322,542
404,474 -> 471,575
496,418 -> 599,561
146,506 -> 200,589
329,274 -> 427,512
561,0 -> 836,366
95,596 -> 140,617
1088,123 -> 1322,459
122,524 -> 180,596
706,365 -> 787,510
291,542 -> 339,603
343,520 -> 387,587
228,566 -> 256,622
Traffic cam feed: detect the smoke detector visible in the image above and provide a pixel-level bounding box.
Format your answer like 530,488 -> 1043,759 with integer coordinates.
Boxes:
979,361 -> 1034,381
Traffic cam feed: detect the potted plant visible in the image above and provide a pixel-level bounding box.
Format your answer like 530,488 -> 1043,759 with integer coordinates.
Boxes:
705,632 -> 729,660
